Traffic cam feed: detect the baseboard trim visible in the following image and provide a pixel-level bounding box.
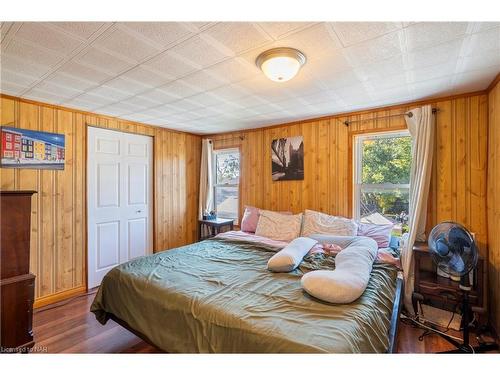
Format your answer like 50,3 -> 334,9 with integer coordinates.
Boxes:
34,286 -> 87,308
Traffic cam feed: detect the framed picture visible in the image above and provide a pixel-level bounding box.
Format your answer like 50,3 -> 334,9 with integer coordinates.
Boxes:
271,135 -> 304,181
0,126 -> 65,170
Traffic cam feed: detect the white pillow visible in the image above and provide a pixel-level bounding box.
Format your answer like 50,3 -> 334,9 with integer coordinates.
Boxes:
255,210 -> 303,242
267,237 -> 318,272
301,237 -> 378,304
301,209 -> 358,237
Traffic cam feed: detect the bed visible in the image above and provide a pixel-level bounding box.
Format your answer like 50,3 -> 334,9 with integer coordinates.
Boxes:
91,232 -> 403,353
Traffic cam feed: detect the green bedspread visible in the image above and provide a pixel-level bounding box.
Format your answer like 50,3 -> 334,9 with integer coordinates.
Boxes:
91,237 -> 398,353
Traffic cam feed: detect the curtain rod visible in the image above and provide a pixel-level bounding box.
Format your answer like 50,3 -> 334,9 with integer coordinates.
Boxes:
208,134 -> 245,143
343,108 -> 439,127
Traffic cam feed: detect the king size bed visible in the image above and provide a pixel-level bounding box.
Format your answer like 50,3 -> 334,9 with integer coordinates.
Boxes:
91,232 -> 403,353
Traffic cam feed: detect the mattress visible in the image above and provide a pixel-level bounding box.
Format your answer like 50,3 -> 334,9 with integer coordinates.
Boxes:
91,235 -> 398,353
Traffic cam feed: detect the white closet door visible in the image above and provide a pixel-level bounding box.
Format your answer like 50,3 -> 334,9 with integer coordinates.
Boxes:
87,127 -> 153,289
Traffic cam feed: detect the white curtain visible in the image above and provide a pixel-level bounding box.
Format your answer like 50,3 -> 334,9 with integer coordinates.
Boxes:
401,105 -> 435,314
199,139 -> 214,220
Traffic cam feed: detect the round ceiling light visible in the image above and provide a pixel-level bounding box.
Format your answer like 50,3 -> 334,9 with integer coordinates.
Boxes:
255,47 -> 306,82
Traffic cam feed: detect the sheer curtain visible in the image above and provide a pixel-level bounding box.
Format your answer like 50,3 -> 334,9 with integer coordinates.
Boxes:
402,105 -> 435,313
199,139 -> 214,220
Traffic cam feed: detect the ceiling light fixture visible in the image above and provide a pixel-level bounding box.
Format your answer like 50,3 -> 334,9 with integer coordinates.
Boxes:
256,47 -> 306,82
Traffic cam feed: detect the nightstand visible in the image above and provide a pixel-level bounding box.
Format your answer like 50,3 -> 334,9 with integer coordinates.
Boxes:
412,242 -> 486,317
198,218 -> 234,241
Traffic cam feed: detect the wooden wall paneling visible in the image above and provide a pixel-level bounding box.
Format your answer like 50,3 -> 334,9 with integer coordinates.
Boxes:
1,95 -> 202,306
487,81 -> 500,335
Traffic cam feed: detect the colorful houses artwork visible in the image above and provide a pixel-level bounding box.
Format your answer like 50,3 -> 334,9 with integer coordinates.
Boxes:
1,126 -> 65,169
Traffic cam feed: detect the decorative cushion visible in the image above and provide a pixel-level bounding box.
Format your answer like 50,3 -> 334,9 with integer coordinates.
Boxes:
240,206 -> 292,233
255,210 -> 303,242
356,222 -> 394,248
301,209 -> 358,237
240,206 -> 260,232
267,237 -> 318,272
301,236 -> 378,304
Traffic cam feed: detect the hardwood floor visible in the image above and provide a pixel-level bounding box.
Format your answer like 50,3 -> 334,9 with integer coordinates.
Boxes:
31,290 -> 496,354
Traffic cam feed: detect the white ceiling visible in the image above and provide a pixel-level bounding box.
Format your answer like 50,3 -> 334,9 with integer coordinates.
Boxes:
1,22 -> 499,134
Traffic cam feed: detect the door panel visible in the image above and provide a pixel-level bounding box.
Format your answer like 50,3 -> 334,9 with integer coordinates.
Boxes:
97,163 -> 120,207
96,221 -> 120,270
128,218 -> 147,260
128,163 -> 147,205
88,127 -> 153,289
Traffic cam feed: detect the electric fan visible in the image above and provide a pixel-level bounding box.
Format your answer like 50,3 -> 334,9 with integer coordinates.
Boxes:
427,222 -> 496,353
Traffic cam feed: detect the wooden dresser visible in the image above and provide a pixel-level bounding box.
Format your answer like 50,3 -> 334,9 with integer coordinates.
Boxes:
0,190 -> 36,353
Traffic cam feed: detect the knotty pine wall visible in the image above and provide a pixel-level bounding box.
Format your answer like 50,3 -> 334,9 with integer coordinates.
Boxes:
0,95 -> 201,306
487,79 -> 500,335
210,92 -> 489,259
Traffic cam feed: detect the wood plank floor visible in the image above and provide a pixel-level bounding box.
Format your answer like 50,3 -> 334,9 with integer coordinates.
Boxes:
31,290 -> 495,354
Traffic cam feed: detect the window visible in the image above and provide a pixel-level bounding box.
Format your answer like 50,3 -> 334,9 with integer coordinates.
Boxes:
213,148 -> 240,223
353,130 -> 411,234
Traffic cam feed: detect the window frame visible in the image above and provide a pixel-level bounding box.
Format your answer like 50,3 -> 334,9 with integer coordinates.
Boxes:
352,129 -> 411,221
212,147 -> 241,224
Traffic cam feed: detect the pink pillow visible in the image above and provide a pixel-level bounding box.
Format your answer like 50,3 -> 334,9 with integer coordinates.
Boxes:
357,222 -> 393,248
240,206 -> 292,233
241,206 -> 260,233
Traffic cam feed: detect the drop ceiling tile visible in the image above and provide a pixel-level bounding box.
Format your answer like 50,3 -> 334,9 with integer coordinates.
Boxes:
202,22 -> 273,55
404,22 -> 469,52
49,22 -> 108,40
103,76 -> 151,95
405,38 -> 463,69
94,26 -> 161,62
86,86 -> 133,101
205,57 -> 259,84
258,22 -> 316,40
121,22 -> 194,48
23,88 -> 76,103
1,55 -> 53,79
410,62 -> 458,83
169,34 -> 232,68
121,66 -> 173,87
453,66 -> 499,90
77,46 -> 135,75
343,30 -> 403,66
43,72 -> 97,91
0,81 -> 26,96
15,23 -> 84,55
72,92 -> 116,107
61,96 -> 103,111
264,23 -> 343,63
119,95 -> 163,109
30,80 -> 84,98
1,69 -> 40,87
142,50 -> 198,79
353,54 -> 406,80
331,22 -> 403,47
232,95 -> 268,108
158,79 -> 203,98
468,27 -> 500,53
367,72 -> 408,91
58,60 -> 113,84
207,83 -> 252,100
187,92 -> 224,107
139,87 -> 182,104
460,49 -> 500,71
180,70 -> 226,92
3,38 -> 64,67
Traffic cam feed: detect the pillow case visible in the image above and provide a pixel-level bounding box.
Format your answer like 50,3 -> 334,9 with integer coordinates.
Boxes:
241,206 -> 293,233
255,210 -> 303,242
357,222 -> 393,248
267,237 -> 318,272
301,236 -> 378,304
301,209 -> 358,237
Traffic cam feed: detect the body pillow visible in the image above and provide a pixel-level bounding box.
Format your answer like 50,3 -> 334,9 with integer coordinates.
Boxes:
240,206 -> 292,233
357,221 -> 393,248
301,209 -> 358,237
255,210 -> 303,242
301,236 -> 378,304
267,237 -> 318,272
